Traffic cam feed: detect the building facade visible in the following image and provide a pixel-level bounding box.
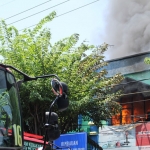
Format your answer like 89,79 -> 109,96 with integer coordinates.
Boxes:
80,51 -> 150,149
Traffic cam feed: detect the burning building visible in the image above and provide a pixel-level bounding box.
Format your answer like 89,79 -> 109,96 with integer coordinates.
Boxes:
76,49 -> 150,150
80,51 -> 150,149
94,51 -> 150,149
104,51 -> 150,125
90,0 -> 150,148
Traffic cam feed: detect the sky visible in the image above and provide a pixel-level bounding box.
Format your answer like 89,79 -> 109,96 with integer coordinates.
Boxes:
1,0 -> 150,60
0,0 -> 107,49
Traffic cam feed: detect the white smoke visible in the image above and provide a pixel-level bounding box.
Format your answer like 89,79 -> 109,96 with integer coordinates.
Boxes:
101,0 -> 150,59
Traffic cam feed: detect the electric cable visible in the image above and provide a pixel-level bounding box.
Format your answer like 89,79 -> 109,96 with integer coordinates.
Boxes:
7,0 -> 70,25
55,0 -> 99,18
0,0 -> 16,7
110,77 -> 150,87
18,0 -> 100,31
5,0 -> 53,20
70,88 -> 150,99
69,89 -> 150,106
117,90 -> 150,97
120,98 -> 150,105
68,75 -> 150,96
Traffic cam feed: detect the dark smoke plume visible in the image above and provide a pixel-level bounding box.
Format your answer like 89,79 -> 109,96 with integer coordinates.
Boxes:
102,0 -> 150,59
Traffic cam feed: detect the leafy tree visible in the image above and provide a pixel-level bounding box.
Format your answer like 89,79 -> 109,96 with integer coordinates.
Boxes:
144,57 -> 150,64
0,12 -> 123,135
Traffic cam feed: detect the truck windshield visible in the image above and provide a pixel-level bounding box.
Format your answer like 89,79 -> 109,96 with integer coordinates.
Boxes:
0,68 -> 22,149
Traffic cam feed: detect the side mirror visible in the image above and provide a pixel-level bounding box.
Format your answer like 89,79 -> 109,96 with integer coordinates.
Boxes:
51,79 -> 69,111
45,112 -> 60,141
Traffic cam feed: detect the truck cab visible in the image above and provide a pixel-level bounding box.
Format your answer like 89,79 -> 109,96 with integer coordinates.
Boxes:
0,66 -> 23,149
0,65 -> 69,150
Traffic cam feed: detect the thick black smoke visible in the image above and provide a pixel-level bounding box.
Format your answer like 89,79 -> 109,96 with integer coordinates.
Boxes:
102,0 -> 150,59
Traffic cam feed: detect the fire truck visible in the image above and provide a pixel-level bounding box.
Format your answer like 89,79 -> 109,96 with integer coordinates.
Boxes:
0,64 -> 69,150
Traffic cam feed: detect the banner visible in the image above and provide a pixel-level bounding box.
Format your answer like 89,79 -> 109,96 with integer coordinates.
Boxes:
98,122 -> 150,150
23,141 -> 43,150
54,132 -> 87,150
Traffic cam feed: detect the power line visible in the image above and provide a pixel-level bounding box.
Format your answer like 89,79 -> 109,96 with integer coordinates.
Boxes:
69,89 -> 150,105
83,75 -> 150,89
111,77 -> 150,87
7,0 -> 70,25
58,75 -> 150,98
18,0 -> 100,31
111,89 -> 150,99
5,0 -> 53,20
55,0 -> 99,18
120,98 -> 150,105
70,87 -> 150,98
0,0 -> 16,7
119,90 -> 150,97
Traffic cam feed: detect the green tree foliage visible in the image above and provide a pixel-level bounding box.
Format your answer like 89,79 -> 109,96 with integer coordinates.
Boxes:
0,12 -> 123,135
144,57 -> 150,64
